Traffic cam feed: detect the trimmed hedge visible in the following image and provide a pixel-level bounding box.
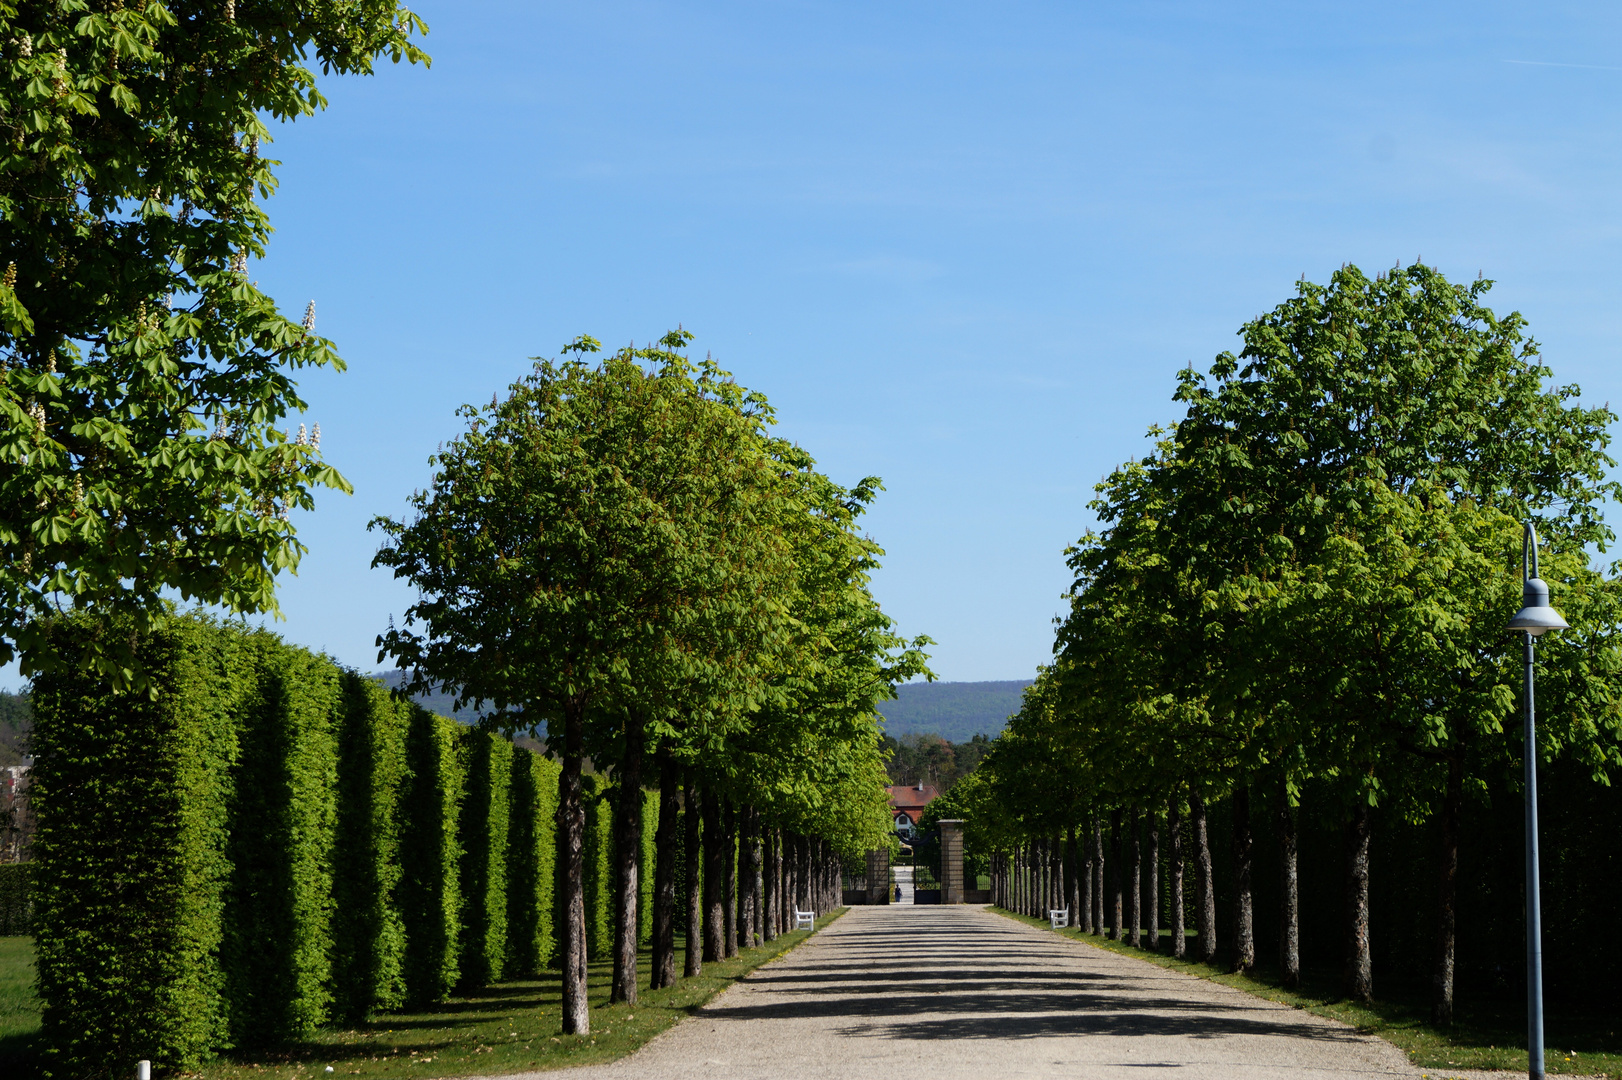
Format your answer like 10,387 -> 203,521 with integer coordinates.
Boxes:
0,861 -> 30,934
330,673 -> 409,1021
582,773 -> 614,961
221,642 -> 341,1046
399,706 -> 465,1005
29,614 -> 658,1073
504,747 -> 560,975
639,789 -> 658,946
456,729 -> 511,988
32,617 -> 251,1078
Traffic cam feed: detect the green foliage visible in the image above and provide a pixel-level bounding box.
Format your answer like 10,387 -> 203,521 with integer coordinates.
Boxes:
883,731 -> 991,791
399,708 -> 463,1005
0,863 -> 31,935
330,674 -> 409,1022
0,1 -> 428,689
582,775 -> 613,961
503,748 -> 560,975
455,730 -> 511,988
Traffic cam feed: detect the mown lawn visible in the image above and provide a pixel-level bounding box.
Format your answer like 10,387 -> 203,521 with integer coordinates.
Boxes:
994,907 -> 1619,1078
0,936 -> 40,1051
0,911 -> 844,1079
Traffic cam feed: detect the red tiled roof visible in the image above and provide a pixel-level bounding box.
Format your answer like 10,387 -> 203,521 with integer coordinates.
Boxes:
886,784 -> 939,814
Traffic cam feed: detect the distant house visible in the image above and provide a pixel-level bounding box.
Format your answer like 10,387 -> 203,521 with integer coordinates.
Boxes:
887,781 -> 939,841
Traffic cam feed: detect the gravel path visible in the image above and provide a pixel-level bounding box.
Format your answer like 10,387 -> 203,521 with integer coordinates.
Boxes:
515,904 -> 1456,1080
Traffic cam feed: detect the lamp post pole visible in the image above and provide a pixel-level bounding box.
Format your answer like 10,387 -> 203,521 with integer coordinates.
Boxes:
1520,621 -> 1544,1080
1506,521 -> 1566,1080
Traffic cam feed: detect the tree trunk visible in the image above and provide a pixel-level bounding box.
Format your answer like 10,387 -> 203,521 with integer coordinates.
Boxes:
1146,808 -> 1160,953
702,790 -> 725,963
1053,835 -> 1063,913
1080,829 -> 1094,932
651,741 -> 679,990
762,828 -> 778,941
785,833 -> 797,920
1039,838 -> 1049,915
684,771 -> 702,978
747,808 -> 763,948
1191,792 -> 1217,964
723,803 -> 739,957
1169,798 -> 1185,959
1066,828 -> 1081,927
1431,754 -> 1462,1025
1092,818 -> 1105,936
1231,780 -> 1254,974
1130,806 -> 1142,947
1110,807 -> 1123,940
559,704 -> 589,1034
610,714 -> 645,1005
1344,800 -> 1373,1002
1029,840 -> 1038,916
1278,778 -> 1299,989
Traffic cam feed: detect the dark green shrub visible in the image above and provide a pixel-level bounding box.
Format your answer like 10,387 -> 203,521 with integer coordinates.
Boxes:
399,707 -> 464,1004
220,641 -> 341,1046
504,748 -> 559,975
31,616 -> 250,1077
330,674 -> 409,1021
456,729 -> 511,988
0,862 -> 30,935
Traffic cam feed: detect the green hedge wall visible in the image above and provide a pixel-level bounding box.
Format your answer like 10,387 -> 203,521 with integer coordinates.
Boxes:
29,614 -> 658,1073
0,862 -> 30,934
32,617 -> 250,1078
456,730 -> 512,988
399,706 -> 465,1006
330,673 -> 409,1022
504,748 -> 560,975
221,642 -> 341,1046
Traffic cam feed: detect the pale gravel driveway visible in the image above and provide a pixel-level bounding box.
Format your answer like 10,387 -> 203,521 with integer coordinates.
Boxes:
504,904 -> 1497,1080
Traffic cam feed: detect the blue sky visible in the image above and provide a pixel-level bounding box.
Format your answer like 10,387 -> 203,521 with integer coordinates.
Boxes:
242,1 -> 1622,683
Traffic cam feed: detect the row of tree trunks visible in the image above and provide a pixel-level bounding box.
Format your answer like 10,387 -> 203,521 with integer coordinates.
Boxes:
986,786 -> 1400,1013
597,760 -> 845,1029
988,788 -> 1387,1009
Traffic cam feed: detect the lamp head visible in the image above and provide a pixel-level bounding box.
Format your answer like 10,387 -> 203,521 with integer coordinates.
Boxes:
1507,577 -> 1569,637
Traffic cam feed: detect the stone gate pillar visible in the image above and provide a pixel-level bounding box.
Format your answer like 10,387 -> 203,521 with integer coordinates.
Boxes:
939,819 -> 965,904
866,846 -> 891,904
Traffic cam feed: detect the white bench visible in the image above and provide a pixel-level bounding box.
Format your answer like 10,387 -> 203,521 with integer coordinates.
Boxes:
794,908 -> 816,931
1049,907 -> 1069,930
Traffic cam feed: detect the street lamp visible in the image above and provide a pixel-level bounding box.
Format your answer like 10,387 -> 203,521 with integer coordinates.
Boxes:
1505,520 -> 1567,1080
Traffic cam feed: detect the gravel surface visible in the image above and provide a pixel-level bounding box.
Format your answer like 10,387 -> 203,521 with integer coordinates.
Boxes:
504,904 -> 1541,1080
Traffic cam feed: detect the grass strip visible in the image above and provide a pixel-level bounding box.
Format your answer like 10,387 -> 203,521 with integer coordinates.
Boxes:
991,908 -> 1617,1079
0,910 -> 847,1079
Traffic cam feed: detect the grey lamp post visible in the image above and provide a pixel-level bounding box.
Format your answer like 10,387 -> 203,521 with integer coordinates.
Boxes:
1505,521 -> 1567,1080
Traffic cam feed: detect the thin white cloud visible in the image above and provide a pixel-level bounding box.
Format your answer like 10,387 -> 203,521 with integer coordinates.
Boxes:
1501,59 -> 1622,72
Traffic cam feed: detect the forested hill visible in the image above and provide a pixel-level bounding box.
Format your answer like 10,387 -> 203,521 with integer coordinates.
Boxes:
371,669 -> 480,723
875,680 -> 1031,743
372,670 -> 1032,745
